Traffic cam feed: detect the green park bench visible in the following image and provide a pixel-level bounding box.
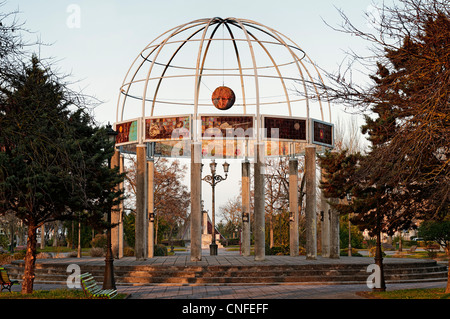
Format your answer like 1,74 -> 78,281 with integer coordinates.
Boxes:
79,272 -> 118,299
0,267 -> 20,292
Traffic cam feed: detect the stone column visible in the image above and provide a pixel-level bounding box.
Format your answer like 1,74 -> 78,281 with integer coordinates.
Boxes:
241,160 -> 251,256
289,157 -> 299,256
320,168 -> 330,258
305,145 -> 317,260
118,154 -> 125,259
254,143 -> 265,261
201,208 -> 209,249
190,142 -> 202,261
202,210 -> 208,235
321,210 -> 331,258
111,149 -> 121,258
329,198 -> 340,258
147,157 -> 155,258
135,144 -> 148,261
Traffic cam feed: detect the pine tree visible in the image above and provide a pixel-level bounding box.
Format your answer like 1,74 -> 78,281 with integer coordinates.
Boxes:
0,56 -> 123,293
366,12 -> 449,219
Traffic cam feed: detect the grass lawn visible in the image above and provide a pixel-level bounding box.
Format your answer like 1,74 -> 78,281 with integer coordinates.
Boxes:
359,288 -> 450,299
226,246 -> 241,252
0,289 -> 127,299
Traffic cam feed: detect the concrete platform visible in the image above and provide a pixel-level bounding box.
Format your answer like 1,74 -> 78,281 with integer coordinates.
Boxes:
14,253 -> 444,268
8,249 -> 448,287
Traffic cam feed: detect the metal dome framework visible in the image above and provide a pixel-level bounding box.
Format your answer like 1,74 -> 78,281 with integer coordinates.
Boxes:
115,17 -> 333,156
111,17 -> 336,262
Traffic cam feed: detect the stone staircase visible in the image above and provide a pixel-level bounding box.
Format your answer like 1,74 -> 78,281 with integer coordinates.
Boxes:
7,259 -> 448,286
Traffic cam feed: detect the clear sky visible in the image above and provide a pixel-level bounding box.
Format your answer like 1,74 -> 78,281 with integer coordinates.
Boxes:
3,0 -> 379,221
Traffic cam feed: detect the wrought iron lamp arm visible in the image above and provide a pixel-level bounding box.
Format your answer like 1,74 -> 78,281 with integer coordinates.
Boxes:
202,173 -> 228,187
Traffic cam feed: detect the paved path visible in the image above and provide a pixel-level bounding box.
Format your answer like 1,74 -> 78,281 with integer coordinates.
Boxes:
118,281 -> 447,299
9,280 -> 447,299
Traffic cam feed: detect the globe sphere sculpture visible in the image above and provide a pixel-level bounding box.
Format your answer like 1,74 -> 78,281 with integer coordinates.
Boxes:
212,86 -> 235,111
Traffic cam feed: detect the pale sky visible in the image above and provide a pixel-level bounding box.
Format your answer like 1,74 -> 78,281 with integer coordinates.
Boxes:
3,0 -> 380,221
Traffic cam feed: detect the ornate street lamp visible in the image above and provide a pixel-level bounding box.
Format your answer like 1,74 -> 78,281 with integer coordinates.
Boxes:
202,159 -> 230,255
103,123 -> 118,290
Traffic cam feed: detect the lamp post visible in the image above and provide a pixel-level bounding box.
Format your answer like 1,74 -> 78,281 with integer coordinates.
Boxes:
103,123 -> 118,290
346,193 -> 352,257
202,159 -> 230,255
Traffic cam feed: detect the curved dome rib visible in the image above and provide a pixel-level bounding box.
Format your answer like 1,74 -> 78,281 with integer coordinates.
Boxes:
235,21 -> 293,117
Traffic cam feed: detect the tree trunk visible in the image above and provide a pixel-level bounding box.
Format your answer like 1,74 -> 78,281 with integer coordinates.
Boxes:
374,227 -> 387,292
40,224 -> 45,249
269,213 -> 274,248
22,224 -> 38,294
53,221 -> 58,247
9,223 -> 14,253
446,247 -> 450,294
373,211 -> 386,292
77,219 -> 82,258
169,227 -> 174,253
155,215 -> 159,245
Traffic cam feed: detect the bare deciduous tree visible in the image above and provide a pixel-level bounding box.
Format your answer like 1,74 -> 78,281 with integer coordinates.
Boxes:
316,0 -> 449,292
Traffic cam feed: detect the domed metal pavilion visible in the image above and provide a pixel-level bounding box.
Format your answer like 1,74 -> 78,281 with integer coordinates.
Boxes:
111,17 -> 338,262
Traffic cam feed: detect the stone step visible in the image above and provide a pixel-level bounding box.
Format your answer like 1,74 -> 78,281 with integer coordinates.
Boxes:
7,259 -> 447,286
9,263 -> 446,277
9,272 -> 447,285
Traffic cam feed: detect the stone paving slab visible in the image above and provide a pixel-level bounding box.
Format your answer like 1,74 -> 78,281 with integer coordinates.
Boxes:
21,254 -> 439,268
123,280 -> 449,299
8,280 -> 447,299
